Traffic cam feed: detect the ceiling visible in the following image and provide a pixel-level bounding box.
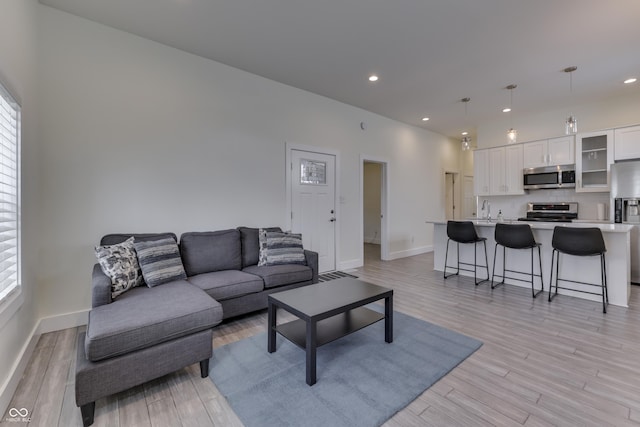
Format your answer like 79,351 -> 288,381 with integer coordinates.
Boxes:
39,0 -> 640,141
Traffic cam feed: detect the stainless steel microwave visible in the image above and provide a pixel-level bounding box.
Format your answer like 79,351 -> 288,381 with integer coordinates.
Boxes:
523,164 -> 576,190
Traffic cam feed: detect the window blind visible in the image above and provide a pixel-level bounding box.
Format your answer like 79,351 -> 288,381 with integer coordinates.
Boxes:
0,85 -> 20,302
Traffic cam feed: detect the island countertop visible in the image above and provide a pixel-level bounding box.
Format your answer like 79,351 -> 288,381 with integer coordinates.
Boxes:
429,220 -> 631,307
426,219 -> 633,233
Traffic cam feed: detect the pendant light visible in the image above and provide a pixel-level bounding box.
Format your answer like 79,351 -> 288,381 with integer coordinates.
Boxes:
461,97 -> 471,151
564,66 -> 578,134
506,84 -> 517,143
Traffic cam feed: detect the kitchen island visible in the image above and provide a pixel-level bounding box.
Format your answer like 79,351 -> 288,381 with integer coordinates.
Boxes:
429,220 -> 632,307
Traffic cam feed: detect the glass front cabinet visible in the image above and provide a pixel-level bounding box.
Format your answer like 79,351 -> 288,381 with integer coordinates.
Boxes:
575,130 -> 613,192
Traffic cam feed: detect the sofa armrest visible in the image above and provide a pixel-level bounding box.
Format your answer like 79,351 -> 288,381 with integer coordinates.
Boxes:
92,263 -> 112,307
304,250 -> 319,283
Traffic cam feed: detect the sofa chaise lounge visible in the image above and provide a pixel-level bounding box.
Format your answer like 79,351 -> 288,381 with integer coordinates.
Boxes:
75,227 -> 319,426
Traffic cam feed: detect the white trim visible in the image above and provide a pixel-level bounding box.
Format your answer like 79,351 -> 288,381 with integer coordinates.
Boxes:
0,308 -> 89,417
360,156 -> 390,262
388,245 -> 433,261
36,309 -> 89,335
285,143 -> 341,272
0,323 -> 39,419
338,258 -> 362,271
0,287 -> 23,330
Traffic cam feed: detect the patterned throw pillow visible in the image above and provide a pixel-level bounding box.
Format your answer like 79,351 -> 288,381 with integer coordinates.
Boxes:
134,237 -> 187,287
258,230 -> 306,266
258,228 -> 269,266
95,237 -> 143,299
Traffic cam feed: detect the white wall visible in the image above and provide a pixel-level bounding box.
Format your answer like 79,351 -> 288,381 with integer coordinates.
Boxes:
0,0 -> 41,414
477,90 -> 640,149
36,6 -> 457,319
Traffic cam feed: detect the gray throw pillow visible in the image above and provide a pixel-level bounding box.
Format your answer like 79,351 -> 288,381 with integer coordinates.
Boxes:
258,230 -> 306,266
95,237 -> 143,299
134,237 -> 187,287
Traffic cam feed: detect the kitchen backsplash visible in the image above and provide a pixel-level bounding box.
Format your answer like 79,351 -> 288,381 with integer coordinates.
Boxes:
476,189 -> 611,221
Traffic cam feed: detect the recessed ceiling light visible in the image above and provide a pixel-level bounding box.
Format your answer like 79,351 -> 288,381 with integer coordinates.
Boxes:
624,78 -> 637,84
422,117 -> 429,121
368,75 -> 379,82
461,131 -> 468,136
502,107 -> 511,113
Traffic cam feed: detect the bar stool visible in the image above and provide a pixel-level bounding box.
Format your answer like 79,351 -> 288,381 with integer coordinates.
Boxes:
491,223 -> 544,298
549,226 -> 608,313
444,221 -> 489,286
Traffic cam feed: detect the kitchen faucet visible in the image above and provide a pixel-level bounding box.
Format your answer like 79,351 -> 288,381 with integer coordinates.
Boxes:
481,199 -> 491,221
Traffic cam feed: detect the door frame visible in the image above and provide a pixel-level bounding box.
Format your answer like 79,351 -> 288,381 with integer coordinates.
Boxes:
285,142 -> 340,271
443,169 -> 461,220
360,155 -> 389,262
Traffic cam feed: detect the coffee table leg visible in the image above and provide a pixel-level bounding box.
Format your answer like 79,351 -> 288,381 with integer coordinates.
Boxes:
385,294 -> 393,343
306,320 -> 317,385
268,300 -> 276,353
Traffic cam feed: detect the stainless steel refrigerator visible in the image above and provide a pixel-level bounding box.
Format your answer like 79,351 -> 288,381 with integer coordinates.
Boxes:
611,160 -> 640,283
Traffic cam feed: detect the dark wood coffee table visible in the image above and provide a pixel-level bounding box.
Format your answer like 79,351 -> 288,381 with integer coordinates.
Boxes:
267,277 -> 393,385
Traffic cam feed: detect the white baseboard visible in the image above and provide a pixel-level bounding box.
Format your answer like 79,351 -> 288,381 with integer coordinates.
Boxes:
338,259 -> 362,271
0,324 -> 39,420
36,309 -> 89,335
1,309 -> 89,417
388,245 -> 433,261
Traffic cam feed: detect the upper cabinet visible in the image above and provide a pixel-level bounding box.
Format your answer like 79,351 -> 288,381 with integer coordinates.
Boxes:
473,149 -> 490,196
522,136 -> 575,169
575,130 -> 613,192
614,125 -> 640,161
474,145 -> 524,196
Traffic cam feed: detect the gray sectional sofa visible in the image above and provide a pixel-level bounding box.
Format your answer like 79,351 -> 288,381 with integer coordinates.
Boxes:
76,227 -> 319,426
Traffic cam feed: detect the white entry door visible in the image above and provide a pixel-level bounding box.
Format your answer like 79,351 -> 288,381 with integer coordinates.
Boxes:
291,150 -> 336,272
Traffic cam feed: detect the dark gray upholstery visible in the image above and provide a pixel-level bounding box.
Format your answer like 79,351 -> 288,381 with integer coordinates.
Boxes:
91,264 -> 112,308
180,230 -> 242,276
76,329 -> 212,407
85,280 -> 222,362
243,264 -> 313,289
238,226 -> 282,267
304,250 -> 319,284
100,232 -> 177,246
79,228 -> 319,425
219,280 -> 313,319
188,270 -> 263,301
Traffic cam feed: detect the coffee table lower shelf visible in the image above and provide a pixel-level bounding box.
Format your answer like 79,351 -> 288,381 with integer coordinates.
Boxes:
276,307 -> 384,349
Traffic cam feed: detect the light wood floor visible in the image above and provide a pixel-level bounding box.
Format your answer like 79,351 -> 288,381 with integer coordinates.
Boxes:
4,244 -> 640,426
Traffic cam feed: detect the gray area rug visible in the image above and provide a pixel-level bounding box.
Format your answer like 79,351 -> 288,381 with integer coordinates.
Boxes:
210,306 -> 482,427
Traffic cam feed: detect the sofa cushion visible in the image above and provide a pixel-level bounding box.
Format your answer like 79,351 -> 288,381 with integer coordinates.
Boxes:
243,264 -> 313,289
134,237 -> 187,287
188,270 -> 264,301
180,230 -> 241,276
85,280 -> 222,362
94,237 -> 143,299
100,233 -> 177,246
258,230 -> 306,266
238,227 -> 281,267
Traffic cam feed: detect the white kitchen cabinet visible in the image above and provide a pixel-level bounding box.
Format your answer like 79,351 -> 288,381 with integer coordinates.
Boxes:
548,136 -> 575,165
576,130 -> 613,192
474,145 -> 523,196
473,149 -> 490,196
522,140 -> 547,168
504,144 -> 524,194
522,136 -> 574,168
614,125 -> 640,161
489,147 -> 506,195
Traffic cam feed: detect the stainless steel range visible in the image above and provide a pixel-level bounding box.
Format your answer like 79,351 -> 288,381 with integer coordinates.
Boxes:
517,202 -> 578,223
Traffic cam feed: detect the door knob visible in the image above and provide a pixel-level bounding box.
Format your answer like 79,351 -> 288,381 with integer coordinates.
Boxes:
329,217 -> 336,222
